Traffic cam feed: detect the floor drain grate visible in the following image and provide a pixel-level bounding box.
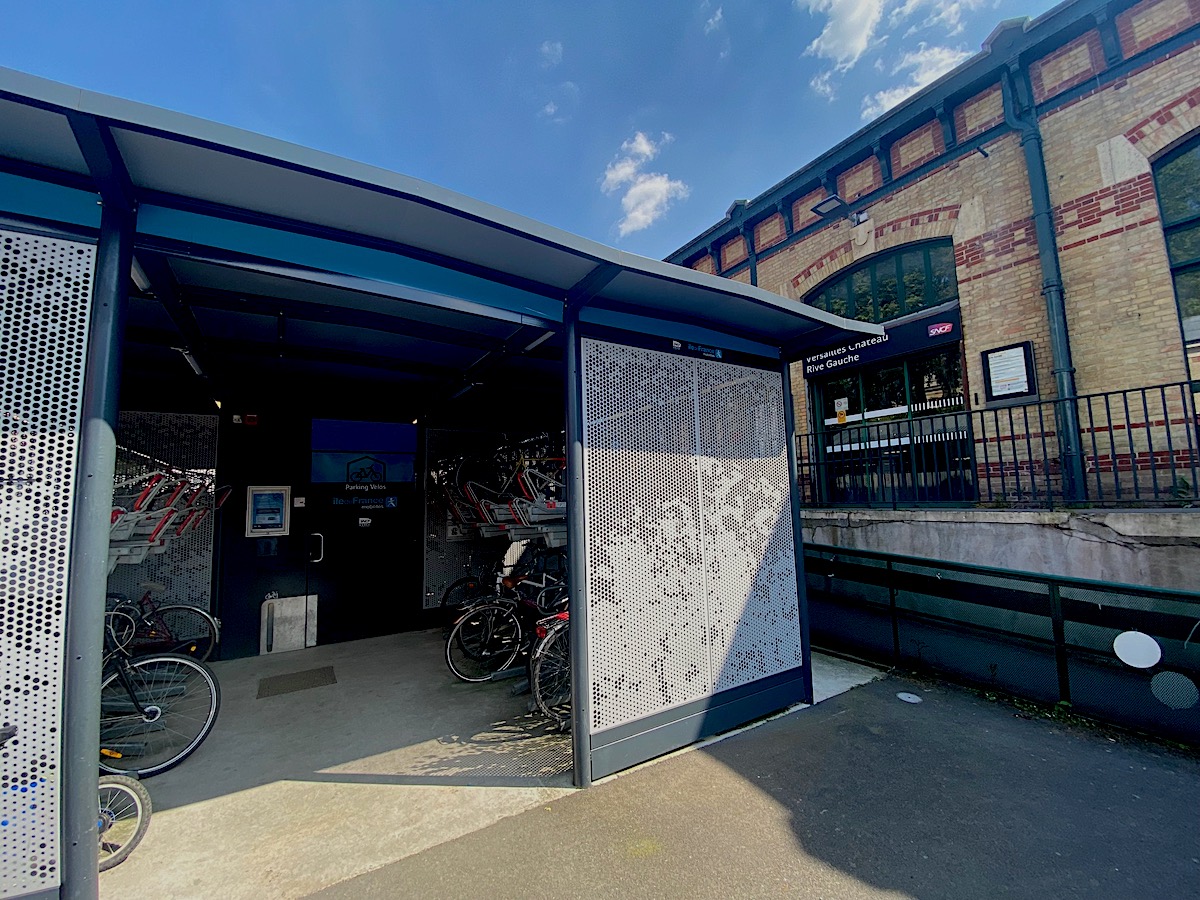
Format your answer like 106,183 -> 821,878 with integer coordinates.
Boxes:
257,666 -> 337,699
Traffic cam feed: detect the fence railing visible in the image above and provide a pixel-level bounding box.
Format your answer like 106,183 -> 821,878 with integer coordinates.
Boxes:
796,381 -> 1200,508
804,543 -> 1200,745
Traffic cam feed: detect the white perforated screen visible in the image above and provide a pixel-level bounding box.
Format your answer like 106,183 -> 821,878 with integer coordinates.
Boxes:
581,338 -> 801,735
0,229 -> 95,893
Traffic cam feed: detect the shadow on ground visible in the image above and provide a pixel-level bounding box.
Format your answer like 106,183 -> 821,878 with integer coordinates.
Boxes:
311,674 -> 1200,900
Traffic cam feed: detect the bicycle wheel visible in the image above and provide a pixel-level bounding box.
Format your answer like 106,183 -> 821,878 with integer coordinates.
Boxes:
445,604 -> 521,682
99,653 -> 221,778
531,621 -> 571,729
97,774 -> 152,871
440,576 -> 491,637
135,605 -> 220,662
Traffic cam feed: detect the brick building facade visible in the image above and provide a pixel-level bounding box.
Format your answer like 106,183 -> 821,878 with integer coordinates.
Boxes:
668,0 -> 1200,510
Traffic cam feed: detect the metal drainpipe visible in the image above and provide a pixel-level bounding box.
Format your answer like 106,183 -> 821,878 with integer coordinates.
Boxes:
1002,66 -> 1086,502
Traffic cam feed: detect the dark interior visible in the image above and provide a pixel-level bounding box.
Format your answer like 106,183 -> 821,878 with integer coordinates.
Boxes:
119,249 -> 568,659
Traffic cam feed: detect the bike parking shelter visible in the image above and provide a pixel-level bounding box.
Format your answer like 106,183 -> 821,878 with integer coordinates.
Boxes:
0,66 -> 880,898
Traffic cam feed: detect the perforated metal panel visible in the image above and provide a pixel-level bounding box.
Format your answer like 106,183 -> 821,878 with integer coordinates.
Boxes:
0,229 -> 96,894
581,338 -> 802,739
696,363 -> 803,694
106,412 -> 219,612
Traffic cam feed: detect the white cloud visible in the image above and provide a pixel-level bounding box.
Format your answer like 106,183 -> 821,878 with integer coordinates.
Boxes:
617,175 -> 691,237
860,42 -> 972,119
601,132 -> 690,237
890,0 -> 986,36
799,0 -> 886,71
705,6 -> 724,34
810,71 -> 837,100
536,81 -> 580,124
540,40 -> 563,68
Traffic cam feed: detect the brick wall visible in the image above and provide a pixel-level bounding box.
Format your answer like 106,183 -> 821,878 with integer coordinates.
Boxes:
753,213 -> 787,253
791,189 -> 825,234
1117,0 -> 1200,57
838,157 -> 883,201
1030,30 -> 1107,103
890,120 -> 946,178
683,6 -> 1200,484
954,83 -> 1005,141
1039,41 -> 1200,394
720,234 -> 748,270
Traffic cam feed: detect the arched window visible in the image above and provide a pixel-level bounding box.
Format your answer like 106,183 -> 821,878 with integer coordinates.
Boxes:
1153,136 -> 1200,381
803,240 -> 958,325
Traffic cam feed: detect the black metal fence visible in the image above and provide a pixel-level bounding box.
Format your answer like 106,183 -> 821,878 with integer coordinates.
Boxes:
797,381 -> 1200,508
804,543 -> 1200,745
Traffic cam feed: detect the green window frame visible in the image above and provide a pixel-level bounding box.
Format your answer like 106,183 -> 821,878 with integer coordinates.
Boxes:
803,240 -> 959,326
1152,135 -> 1200,381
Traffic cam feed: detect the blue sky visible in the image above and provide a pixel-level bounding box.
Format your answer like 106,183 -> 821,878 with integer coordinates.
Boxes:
6,0 -> 1048,260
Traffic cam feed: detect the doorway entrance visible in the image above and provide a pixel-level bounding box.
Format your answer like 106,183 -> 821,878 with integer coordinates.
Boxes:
303,418 -> 423,645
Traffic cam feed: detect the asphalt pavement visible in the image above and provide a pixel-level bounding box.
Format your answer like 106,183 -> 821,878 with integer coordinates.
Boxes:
310,672 -> 1200,900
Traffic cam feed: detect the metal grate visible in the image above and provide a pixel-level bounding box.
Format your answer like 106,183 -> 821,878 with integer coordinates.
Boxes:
0,229 -> 96,893
106,412 -> 219,612
581,339 -> 801,734
696,363 -> 802,694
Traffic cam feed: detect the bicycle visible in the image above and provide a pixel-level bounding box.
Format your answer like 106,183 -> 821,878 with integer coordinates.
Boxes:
444,580 -> 567,683
99,610 -> 221,778
97,774 -> 152,871
0,725 -> 151,872
107,582 -> 221,662
530,611 -> 571,730
440,543 -> 566,635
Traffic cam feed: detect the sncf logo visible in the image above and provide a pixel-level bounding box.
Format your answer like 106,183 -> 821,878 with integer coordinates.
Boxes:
928,322 -> 954,337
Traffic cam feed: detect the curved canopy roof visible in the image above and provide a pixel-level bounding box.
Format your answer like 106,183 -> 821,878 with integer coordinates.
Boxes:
0,65 -> 880,408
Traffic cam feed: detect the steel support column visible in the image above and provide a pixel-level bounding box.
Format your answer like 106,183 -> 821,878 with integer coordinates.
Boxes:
781,360 -> 815,705
564,310 -> 592,787
61,202 -> 132,898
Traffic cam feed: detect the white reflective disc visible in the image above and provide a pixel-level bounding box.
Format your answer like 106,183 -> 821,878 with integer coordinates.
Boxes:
1112,631 -> 1161,669
896,692 -> 923,704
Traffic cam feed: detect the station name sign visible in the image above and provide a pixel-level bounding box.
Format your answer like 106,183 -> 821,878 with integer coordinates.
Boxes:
802,306 -> 961,377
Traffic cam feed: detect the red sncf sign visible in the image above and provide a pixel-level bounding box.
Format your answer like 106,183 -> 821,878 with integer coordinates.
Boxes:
927,322 -> 954,337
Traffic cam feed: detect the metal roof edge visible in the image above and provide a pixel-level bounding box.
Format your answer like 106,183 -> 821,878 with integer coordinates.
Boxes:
0,65 -> 879,343
0,69 -> 696,294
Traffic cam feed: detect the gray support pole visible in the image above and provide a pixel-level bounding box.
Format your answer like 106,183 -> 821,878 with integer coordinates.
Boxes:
61,202 -> 132,899
564,311 -> 592,787
1002,67 -> 1085,503
780,359 -> 814,705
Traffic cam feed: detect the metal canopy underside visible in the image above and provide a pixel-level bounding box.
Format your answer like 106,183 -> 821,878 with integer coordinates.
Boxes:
0,65 -> 880,402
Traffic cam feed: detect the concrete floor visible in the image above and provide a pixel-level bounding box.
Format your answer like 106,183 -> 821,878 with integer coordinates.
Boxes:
99,632 -> 879,899
314,673 -> 1200,900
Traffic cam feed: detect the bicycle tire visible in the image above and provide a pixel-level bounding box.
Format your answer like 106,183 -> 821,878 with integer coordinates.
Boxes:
133,605 -> 220,662
99,653 -> 221,778
440,575 -> 490,619
445,604 -> 522,683
97,774 -> 152,871
531,620 -> 571,729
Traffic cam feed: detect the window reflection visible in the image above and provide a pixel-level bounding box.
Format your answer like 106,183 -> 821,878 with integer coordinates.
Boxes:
802,241 -> 958,326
